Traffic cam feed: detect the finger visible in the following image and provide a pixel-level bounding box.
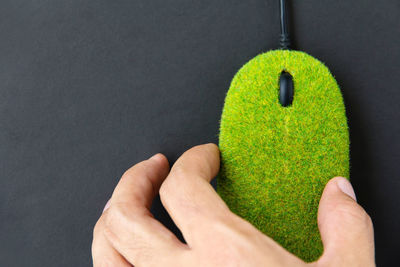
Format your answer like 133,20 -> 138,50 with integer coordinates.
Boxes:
159,143 -> 232,244
92,210 -> 132,267
316,177 -> 375,266
104,154 -> 188,266
110,153 -> 169,209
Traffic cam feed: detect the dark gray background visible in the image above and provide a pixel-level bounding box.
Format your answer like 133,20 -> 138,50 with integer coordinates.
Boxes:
0,0 -> 399,266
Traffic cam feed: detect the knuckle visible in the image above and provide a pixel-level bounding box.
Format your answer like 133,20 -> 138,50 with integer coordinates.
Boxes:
332,201 -> 372,227
93,219 -> 103,237
159,165 -> 187,197
103,202 -> 129,230
159,179 -> 178,207
158,181 -> 169,201
104,202 -> 149,234
171,162 -> 191,181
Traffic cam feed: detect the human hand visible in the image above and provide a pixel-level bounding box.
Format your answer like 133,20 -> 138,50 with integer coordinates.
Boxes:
92,144 -> 375,266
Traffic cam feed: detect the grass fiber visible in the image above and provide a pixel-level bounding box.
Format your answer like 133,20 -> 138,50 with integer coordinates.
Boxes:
217,50 -> 349,262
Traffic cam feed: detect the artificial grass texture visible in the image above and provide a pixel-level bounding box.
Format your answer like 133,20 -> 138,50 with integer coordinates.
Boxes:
217,50 -> 349,262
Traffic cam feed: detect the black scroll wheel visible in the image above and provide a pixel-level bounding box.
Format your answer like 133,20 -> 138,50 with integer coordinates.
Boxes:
279,71 -> 294,107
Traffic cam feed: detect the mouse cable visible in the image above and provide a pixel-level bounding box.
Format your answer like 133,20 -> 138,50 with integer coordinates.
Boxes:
279,0 -> 291,49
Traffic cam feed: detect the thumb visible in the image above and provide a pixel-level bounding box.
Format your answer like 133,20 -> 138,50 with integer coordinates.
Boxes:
316,177 -> 375,267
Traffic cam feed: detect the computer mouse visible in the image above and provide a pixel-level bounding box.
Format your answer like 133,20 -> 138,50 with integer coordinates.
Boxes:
217,50 -> 349,262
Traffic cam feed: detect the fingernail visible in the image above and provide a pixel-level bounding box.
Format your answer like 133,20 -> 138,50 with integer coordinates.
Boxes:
337,177 -> 357,201
103,199 -> 111,213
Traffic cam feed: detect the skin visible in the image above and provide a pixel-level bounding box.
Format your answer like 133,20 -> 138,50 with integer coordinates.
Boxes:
92,143 -> 375,267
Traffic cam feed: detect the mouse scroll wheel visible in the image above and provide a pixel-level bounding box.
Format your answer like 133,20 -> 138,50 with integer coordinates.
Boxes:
279,71 -> 294,107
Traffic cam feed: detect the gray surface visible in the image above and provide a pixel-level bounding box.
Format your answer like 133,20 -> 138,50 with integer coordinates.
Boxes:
0,0 -> 399,266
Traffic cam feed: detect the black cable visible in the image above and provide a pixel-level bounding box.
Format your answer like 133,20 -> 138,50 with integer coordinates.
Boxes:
279,0 -> 291,49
